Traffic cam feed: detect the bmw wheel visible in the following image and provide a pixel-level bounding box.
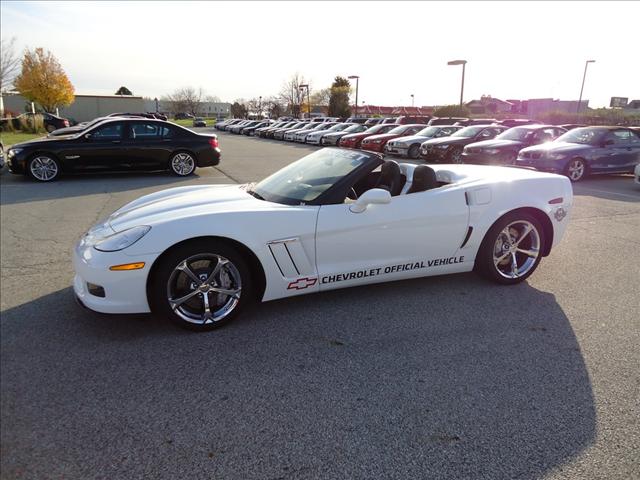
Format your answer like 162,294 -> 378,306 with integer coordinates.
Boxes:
408,144 -> 420,159
565,158 -> 587,182
149,240 -> 252,331
449,146 -> 463,164
28,154 -> 60,182
475,211 -> 545,285
170,152 -> 196,176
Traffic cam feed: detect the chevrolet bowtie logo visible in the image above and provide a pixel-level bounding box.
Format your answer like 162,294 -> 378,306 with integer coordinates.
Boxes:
287,277 -> 318,290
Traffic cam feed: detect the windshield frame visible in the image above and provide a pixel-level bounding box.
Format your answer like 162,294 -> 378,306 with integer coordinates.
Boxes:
554,127 -> 608,145
249,148 -> 382,206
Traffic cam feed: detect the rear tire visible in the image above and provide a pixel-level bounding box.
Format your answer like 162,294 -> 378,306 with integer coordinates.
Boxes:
474,211 -> 545,285
169,151 -> 196,176
149,239 -> 253,331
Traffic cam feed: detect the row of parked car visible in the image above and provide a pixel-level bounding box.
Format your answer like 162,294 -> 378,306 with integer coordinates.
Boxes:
215,116 -> 640,182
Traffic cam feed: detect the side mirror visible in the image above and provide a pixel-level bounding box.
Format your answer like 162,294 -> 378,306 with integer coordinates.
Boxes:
350,188 -> 392,213
84,133 -> 92,139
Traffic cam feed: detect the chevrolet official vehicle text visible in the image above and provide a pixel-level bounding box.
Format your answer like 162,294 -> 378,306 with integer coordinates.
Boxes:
74,148 -> 573,331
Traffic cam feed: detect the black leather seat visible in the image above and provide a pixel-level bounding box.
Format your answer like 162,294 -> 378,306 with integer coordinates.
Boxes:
406,165 -> 438,194
376,160 -> 403,196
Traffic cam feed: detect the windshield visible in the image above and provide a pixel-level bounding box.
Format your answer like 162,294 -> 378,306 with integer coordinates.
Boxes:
387,125 -> 413,135
496,127 -> 534,141
416,126 -> 442,137
452,126 -> 485,137
365,124 -> 393,134
555,127 -> 606,145
251,149 -> 372,205
343,124 -> 367,133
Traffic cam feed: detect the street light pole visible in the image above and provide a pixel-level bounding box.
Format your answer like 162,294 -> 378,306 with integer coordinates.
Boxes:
259,96 -> 262,118
299,84 -> 310,119
447,60 -> 467,106
411,94 -> 414,107
577,60 -> 595,113
348,75 -> 359,118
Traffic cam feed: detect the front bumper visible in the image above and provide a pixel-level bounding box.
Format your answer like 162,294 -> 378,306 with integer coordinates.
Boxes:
385,145 -> 409,156
73,240 -> 157,314
515,157 -> 563,173
361,143 -> 384,153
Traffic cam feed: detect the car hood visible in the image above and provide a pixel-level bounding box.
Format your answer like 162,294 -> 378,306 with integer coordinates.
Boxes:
14,134 -> 77,147
390,134 -> 432,144
107,184 -> 268,231
422,136 -> 473,146
465,139 -> 524,149
520,142 -> 592,155
363,133 -> 397,142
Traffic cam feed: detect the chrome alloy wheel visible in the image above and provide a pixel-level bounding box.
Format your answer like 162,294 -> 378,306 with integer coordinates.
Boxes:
567,159 -> 585,181
492,220 -> 541,279
30,156 -> 58,181
171,152 -> 195,175
166,254 -> 242,325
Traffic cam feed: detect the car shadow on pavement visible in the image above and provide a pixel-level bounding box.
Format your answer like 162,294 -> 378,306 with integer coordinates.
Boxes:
0,170 -> 226,206
572,175 -> 639,203
1,274 -> 595,480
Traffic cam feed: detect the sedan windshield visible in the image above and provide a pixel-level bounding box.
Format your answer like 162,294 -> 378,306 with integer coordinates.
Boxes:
328,123 -> 351,132
555,127 -> 606,145
416,126 -> 443,137
496,127 -> 534,141
343,124 -> 367,133
452,126 -> 486,137
251,149 -> 372,205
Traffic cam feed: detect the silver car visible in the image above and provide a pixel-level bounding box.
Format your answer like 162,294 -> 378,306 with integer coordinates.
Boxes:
294,122 -> 338,143
321,124 -> 369,145
306,123 -> 352,145
385,125 -> 462,158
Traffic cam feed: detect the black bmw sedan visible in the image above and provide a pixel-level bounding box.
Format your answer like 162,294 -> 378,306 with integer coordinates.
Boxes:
5,118 -> 221,182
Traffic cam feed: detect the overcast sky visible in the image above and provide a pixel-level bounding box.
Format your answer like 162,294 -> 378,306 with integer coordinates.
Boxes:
2,1 -> 639,108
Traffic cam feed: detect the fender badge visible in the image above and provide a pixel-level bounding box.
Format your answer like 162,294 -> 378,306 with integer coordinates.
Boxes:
287,277 -> 318,290
554,207 -> 567,221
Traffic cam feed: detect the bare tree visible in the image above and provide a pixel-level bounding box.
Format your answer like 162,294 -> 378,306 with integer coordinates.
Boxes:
310,88 -> 330,107
205,94 -> 221,103
162,86 -> 205,116
1,37 -> 21,92
279,73 -> 310,117
262,95 -> 285,119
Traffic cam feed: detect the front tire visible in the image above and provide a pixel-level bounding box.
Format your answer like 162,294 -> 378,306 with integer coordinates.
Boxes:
28,154 -> 60,182
449,146 -> 463,164
408,144 -> 420,159
474,211 -> 545,285
565,158 -> 588,182
149,240 -> 252,331
170,151 -> 196,176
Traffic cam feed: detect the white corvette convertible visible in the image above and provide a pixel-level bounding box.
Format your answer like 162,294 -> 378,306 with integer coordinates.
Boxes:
74,148 -> 573,330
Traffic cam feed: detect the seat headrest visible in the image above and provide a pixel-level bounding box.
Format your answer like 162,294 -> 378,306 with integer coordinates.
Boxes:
407,165 -> 438,194
377,160 -> 403,196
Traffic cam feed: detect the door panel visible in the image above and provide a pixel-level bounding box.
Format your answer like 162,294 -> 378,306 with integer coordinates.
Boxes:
315,188 -> 469,290
123,122 -> 169,170
72,122 -> 127,170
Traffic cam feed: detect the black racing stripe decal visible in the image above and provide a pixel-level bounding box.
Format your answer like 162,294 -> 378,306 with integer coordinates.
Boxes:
283,243 -> 300,275
460,226 -> 473,248
268,245 -> 285,277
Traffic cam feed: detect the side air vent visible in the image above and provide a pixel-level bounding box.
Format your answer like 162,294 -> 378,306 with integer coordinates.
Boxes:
267,238 -> 314,278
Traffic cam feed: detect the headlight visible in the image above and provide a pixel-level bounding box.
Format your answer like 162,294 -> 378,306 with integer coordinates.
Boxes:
484,148 -> 500,154
8,148 -> 23,157
94,225 -> 151,252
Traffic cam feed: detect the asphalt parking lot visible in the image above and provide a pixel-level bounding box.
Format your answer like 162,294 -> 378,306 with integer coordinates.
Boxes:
1,129 -> 639,480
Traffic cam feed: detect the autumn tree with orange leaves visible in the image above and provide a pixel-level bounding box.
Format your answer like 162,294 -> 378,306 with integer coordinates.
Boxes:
14,47 -> 75,112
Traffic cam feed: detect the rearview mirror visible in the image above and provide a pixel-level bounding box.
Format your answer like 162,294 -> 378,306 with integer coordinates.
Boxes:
350,188 -> 392,213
